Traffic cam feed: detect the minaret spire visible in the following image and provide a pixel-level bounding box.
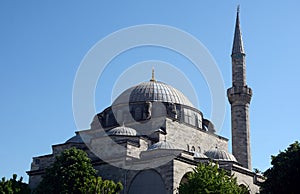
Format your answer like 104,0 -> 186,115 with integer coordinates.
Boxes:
232,5 -> 245,55
227,6 -> 253,170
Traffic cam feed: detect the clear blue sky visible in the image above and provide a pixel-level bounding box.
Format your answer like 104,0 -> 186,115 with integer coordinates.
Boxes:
1,1 -> 300,182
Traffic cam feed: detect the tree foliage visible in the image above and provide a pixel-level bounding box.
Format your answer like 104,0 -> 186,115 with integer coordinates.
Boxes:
261,141 -> 300,194
178,162 -> 249,194
35,147 -> 122,194
0,174 -> 31,194
80,176 -> 123,194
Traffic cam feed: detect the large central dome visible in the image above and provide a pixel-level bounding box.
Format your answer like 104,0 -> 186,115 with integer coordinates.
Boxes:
113,79 -> 194,108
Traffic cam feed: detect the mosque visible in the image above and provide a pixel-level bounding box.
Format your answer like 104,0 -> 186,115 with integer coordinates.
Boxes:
27,9 -> 263,194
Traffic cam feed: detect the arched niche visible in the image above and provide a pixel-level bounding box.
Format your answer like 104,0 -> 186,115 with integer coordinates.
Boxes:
179,171 -> 192,185
128,169 -> 166,194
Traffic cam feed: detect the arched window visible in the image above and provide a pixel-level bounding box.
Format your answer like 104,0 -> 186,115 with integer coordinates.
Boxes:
191,146 -> 195,152
198,146 -> 202,153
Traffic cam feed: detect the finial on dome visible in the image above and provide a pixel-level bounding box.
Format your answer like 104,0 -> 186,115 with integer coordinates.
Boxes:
237,4 -> 240,13
150,67 -> 156,82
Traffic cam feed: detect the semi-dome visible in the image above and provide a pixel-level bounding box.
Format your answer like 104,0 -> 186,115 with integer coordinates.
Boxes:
204,148 -> 237,162
113,75 -> 194,108
107,125 -> 137,136
148,141 -> 176,150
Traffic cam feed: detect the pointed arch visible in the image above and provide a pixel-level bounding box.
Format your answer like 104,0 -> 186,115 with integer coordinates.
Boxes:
128,169 -> 166,194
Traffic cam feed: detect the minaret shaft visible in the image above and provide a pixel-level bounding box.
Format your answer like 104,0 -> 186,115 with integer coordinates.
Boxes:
232,55 -> 246,87
227,7 -> 252,170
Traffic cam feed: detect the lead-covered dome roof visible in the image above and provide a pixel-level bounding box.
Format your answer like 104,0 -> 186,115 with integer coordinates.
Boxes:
113,80 -> 194,108
148,141 -> 176,150
108,125 -> 137,136
204,148 -> 237,162
193,152 -> 208,158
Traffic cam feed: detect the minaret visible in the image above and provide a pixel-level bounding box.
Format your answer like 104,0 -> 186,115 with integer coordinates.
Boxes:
227,6 -> 253,170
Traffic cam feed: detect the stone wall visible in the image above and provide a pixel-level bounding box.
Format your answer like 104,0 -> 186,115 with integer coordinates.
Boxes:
165,118 -> 228,153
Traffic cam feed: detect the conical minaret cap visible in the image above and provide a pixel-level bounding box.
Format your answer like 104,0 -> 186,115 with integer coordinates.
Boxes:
232,5 -> 245,55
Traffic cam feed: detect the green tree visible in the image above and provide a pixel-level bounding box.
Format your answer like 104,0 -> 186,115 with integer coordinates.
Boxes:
0,174 -> 31,194
80,176 -> 123,194
261,141 -> 300,194
178,162 -> 249,194
35,147 -> 122,194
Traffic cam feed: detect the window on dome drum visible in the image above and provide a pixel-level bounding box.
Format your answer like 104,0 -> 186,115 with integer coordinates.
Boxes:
196,114 -> 202,129
190,113 -> 196,126
183,108 -> 200,128
153,105 -> 163,117
194,114 -> 199,127
183,108 -> 190,124
135,107 -> 142,121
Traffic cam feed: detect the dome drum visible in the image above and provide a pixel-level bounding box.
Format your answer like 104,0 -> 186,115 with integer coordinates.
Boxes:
94,102 -> 204,132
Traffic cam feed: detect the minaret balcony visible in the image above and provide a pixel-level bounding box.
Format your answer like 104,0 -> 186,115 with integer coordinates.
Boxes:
227,86 -> 252,104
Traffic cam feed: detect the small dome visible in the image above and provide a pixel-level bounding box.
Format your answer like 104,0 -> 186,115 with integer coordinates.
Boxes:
113,80 -> 194,108
108,126 -> 137,136
148,141 -> 176,150
204,148 -> 237,162
193,152 -> 208,158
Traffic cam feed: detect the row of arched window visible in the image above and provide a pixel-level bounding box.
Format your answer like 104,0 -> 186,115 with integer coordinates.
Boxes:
103,106 -> 203,130
187,144 -> 202,153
